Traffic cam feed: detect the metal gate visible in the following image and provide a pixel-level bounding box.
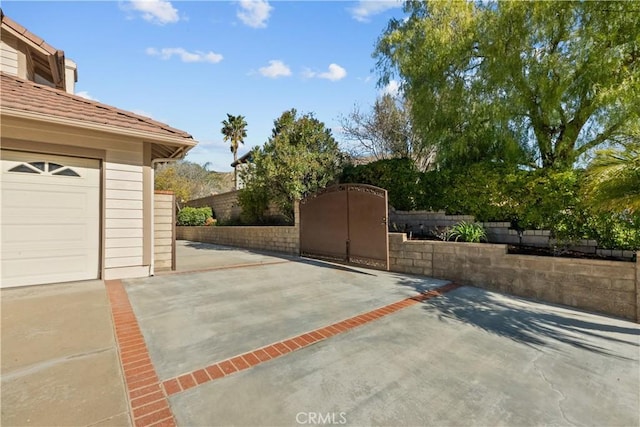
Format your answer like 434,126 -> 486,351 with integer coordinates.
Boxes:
300,184 -> 389,270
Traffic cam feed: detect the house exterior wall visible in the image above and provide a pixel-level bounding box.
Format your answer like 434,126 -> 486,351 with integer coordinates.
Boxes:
1,115 -> 153,281
154,191 -> 175,271
1,33 -> 20,76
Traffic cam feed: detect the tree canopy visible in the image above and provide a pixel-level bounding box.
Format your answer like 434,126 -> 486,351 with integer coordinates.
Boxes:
375,1 -> 640,170
584,139 -> 640,213
340,94 -> 435,171
221,113 -> 248,187
154,161 -> 228,203
239,109 -> 346,222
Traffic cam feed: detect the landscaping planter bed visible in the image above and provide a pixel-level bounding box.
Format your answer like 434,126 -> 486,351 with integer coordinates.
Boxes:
507,245 -> 636,262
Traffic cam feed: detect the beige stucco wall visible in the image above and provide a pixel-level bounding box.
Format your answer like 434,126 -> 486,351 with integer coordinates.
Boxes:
1,116 -> 153,281
154,191 -> 175,271
389,233 -> 638,321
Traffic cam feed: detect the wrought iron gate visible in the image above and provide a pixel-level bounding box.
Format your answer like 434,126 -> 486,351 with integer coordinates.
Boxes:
299,184 -> 389,270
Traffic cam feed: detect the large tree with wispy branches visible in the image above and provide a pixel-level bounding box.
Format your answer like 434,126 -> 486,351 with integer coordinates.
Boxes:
375,1 -> 640,170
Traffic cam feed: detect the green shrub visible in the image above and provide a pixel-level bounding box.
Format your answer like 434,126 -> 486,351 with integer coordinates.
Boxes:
176,207 -> 212,226
448,221 -> 487,243
341,158 -> 638,250
419,164 -> 516,221
341,158 -> 421,210
237,185 -> 270,224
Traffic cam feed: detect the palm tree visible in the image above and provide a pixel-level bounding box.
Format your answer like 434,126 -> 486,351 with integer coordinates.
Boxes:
221,114 -> 247,189
584,142 -> 640,213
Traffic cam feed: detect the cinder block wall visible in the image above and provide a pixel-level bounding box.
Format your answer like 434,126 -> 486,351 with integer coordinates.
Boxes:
185,191 -> 242,223
176,201 -> 300,256
154,191 -> 175,271
389,233 -> 639,321
185,191 -> 284,223
389,209 -> 635,259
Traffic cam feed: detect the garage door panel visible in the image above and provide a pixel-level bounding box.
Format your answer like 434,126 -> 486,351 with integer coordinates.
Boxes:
2,254 -> 97,287
1,150 -> 100,288
3,225 -> 98,251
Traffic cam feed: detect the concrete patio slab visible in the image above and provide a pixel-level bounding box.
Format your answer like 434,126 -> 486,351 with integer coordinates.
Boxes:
172,240 -> 291,272
168,286 -> 640,426
1,280 -> 131,427
2,241 -> 638,427
125,258 -> 449,380
121,241 -> 639,426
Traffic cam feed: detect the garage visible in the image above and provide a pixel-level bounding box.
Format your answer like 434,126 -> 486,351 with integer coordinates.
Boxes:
1,150 -> 100,288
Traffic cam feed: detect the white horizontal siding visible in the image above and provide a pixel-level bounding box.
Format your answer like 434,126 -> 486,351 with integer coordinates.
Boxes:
105,199 -> 143,210
104,256 -> 143,269
106,189 -> 143,201
106,179 -> 143,191
0,41 -> 18,76
106,238 -> 141,248
105,228 -> 143,238
105,218 -> 143,229
104,266 -> 149,280
154,192 -> 174,271
105,246 -> 143,258
106,169 -> 142,182
104,160 -> 145,273
106,209 -> 143,219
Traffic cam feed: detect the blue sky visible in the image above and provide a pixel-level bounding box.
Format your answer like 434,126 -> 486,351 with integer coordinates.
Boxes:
4,1 -> 405,171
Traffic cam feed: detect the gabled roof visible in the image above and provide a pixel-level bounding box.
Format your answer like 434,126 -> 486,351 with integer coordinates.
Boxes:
1,9 -> 66,90
1,73 -> 196,157
1,10 -> 58,56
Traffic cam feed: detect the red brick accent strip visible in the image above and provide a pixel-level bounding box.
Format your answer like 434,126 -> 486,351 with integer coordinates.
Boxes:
105,280 -> 177,427
161,282 -> 461,397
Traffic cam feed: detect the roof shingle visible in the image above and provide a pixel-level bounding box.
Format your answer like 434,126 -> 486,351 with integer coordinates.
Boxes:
0,73 -> 194,141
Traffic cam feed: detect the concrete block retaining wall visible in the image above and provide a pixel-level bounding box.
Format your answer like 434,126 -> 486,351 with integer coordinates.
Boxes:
388,233 -> 639,321
177,225 -> 299,255
185,191 -> 283,223
184,191 -> 242,223
176,201 -> 300,256
389,209 -> 636,260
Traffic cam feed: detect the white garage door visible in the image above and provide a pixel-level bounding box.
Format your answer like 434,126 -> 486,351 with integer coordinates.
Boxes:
1,150 -> 100,288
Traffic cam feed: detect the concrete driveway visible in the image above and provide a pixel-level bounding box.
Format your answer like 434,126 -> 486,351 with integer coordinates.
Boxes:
123,242 -> 639,426
1,280 -> 130,427
1,241 -> 638,426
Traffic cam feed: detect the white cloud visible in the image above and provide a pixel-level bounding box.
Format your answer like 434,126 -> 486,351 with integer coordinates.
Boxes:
127,0 -> 180,25
258,60 -> 292,78
304,63 -> 347,82
146,47 -> 223,63
237,0 -> 272,28
76,91 -> 98,101
381,79 -> 400,96
350,0 -> 402,22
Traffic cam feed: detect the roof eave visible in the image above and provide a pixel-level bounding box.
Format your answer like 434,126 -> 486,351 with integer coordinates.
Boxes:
1,107 -> 198,151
